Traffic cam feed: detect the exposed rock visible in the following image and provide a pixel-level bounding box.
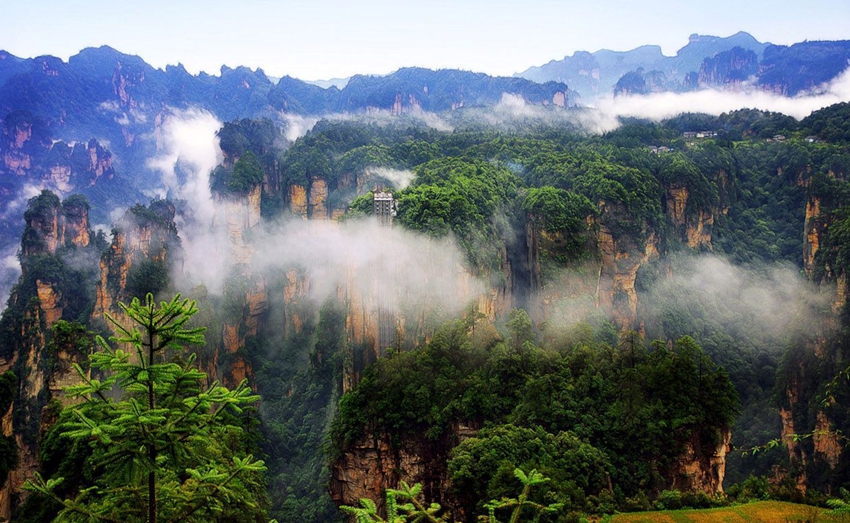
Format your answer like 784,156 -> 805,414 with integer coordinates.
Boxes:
595,218 -> 659,331
93,201 -> 180,322
290,184 -> 308,218
667,186 -> 689,229
330,425 -> 477,519
523,218 -> 597,326
803,196 -> 822,278
667,428 -> 732,494
36,280 -> 63,328
813,410 -> 841,468
698,47 -> 759,87
666,186 -> 714,248
20,193 -> 91,259
686,210 -> 714,248
221,185 -> 262,264
309,177 -> 329,219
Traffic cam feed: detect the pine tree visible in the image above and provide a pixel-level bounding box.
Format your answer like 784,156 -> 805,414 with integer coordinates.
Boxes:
25,294 -> 269,523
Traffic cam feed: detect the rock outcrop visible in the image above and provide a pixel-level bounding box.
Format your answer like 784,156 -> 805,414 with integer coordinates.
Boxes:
667,428 -> 732,494
0,192 -> 96,519
330,424 -> 478,519
93,200 -> 182,322
595,221 -> 659,331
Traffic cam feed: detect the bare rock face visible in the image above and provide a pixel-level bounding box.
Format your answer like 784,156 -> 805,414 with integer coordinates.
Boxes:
36,280 -> 63,327
290,184 -> 308,218
0,196 -> 93,517
220,184 -> 262,265
330,425 -> 477,519
21,192 -> 92,258
595,221 -> 659,331
309,177 -> 329,219
93,201 -> 181,323
803,195 -> 824,278
221,272 -> 267,387
83,139 -> 114,186
667,428 -> 732,494
1,115 -> 37,176
61,200 -> 91,248
665,186 -> 714,249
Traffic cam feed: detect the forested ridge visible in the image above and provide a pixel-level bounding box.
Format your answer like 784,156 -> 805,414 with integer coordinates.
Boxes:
2,102 -> 850,522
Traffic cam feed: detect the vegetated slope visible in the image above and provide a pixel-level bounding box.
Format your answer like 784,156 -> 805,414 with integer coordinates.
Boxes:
3,105 -> 850,521
0,47 -> 573,270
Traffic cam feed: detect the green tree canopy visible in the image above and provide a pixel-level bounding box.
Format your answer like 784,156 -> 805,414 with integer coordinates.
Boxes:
26,294 -> 269,523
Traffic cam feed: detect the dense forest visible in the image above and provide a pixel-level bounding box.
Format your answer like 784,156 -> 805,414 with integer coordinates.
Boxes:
1,101 -> 850,522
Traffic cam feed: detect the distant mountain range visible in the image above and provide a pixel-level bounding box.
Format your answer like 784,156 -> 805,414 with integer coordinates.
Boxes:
0,33 -> 848,295
0,45 -> 575,255
516,32 -> 850,102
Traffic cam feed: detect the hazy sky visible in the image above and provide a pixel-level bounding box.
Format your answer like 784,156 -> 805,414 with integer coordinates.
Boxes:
2,0 -> 848,81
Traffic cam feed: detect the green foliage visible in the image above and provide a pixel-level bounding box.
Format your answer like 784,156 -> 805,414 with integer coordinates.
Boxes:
217,118 -> 279,158
341,468 -> 561,523
230,151 -> 265,191
522,187 -> 594,269
23,189 -> 61,223
449,425 -> 609,516
211,151 -> 266,194
332,321 -> 738,514
346,191 -> 375,218
21,190 -> 62,253
125,259 -> 169,300
803,102 -> 850,144
342,480 -> 450,523
24,294 -> 269,522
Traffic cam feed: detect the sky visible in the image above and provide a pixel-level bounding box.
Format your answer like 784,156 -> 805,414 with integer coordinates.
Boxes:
1,0 -> 848,81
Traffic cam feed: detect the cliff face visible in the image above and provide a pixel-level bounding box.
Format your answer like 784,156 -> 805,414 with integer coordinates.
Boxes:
21,196 -> 91,258
93,201 -> 181,322
330,424 -> 478,519
1,112 -> 114,191
776,182 -> 848,491
698,47 -> 759,87
0,194 -> 95,519
666,429 -> 732,494
592,200 -> 661,332
803,195 -> 825,278
665,185 -> 716,249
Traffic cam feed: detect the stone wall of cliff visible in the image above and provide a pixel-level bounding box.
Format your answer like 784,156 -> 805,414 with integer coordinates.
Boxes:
0,193 -> 95,519
330,424 -> 478,520
93,201 -> 182,322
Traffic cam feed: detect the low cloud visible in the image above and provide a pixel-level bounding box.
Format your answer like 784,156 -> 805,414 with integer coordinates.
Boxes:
183,216 -> 483,323
364,167 -> 416,190
591,66 -> 850,129
281,113 -> 321,142
145,108 -> 227,292
640,254 -> 832,347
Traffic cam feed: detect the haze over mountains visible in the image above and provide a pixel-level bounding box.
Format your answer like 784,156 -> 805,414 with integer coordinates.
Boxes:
0,29 -> 848,296
517,31 -> 850,102
4,25 -> 850,523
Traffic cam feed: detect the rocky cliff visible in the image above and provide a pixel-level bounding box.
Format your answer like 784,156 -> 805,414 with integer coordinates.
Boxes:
93,200 -> 182,322
698,47 -> 759,88
330,424 -> 478,520
0,192 -> 95,519
667,428 -> 732,494
773,169 -> 850,492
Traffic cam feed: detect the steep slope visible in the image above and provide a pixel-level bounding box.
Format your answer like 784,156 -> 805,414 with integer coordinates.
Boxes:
0,191 -> 100,520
